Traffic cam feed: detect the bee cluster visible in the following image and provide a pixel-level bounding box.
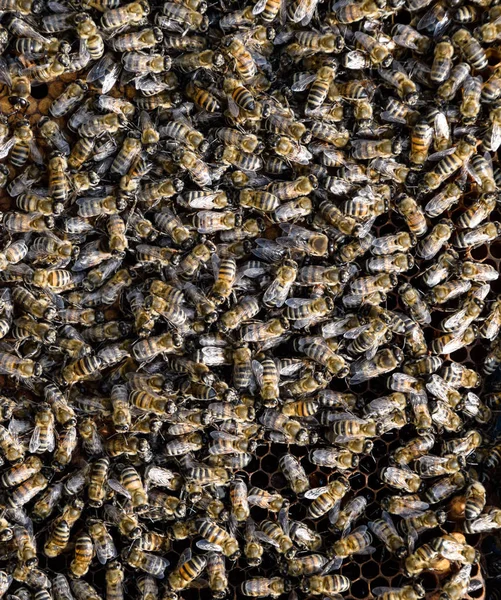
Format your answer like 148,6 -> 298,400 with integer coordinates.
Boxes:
0,0 -> 501,597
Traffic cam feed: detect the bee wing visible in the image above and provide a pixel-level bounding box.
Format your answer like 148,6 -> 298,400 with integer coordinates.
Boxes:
343,324 -> 371,339
251,360 -> 264,387
252,0 -> 269,15
428,147 -> 457,161
417,5 -> 451,36
442,308 -> 469,332
304,486 -> 330,499
107,479 -> 132,499
290,0 -> 317,24
0,57 -> 12,87
86,53 -> 121,90
381,511 -> 399,533
278,506 -> 290,534
254,531 -> 280,547
290,73 -> 317,92
8,417 -> 31,435
392,27 -> 420,51
396,502 -> 430,518
433,111 -> 450,139
328,501 -> 342,525
252,239 -> 286,263
46,428 -> 56,453
320,556 -> 343,574
380,111 -> 408,126
28,425 -> 41,453
0,137 -> 16,160
210,430 -> 238,441
95,537 -> 117,565
490,122 -> 501,152
372,588 -> 402,596
343,50 -> 368,70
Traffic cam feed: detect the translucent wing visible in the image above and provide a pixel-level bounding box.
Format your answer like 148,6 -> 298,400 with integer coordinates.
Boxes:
290,73 -> 317,92
196,540 -> 223,552
108,479 -> 132,499
29,426 -> 41,453
304,486 -> 329,499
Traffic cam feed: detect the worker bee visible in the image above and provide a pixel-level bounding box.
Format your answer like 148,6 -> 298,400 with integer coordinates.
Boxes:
241,577 -> 291,598
304,478 -> 349,519
441,564 -> 478,600
452,28 -> 488,70
379,64 -> 419,105
195,518 -> 240,559
123,543 -> 170,579
88,519 -> 117,564
279,454 -> 309,494
369,511 -> 407,558
350,348 -> 404,385
373,585 -> 425,600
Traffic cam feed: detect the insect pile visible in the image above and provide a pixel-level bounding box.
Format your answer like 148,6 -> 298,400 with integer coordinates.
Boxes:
0,0 -> 499,597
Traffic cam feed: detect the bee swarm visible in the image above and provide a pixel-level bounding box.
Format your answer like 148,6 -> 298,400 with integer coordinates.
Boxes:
0,0 -> 500,598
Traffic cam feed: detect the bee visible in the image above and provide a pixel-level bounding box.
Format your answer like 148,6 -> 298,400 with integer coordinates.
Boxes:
159,3 -> 208,32
285,554 -> 327,577
205,553 -> 228,599
137,576 -> 158,600
279,454 -> 310,494
392,434 -> 435,465
196,518 -> 240,559
416,220 -> 453,260
464,507 -> 501,533
460,76 -> 482,123
123,543 -> 169,579
45,518 -> 71,557
441,564 -> 475,600
429,38 -> 455,84
479,297 -> 501,340
354,31 -> 393,66
395,195 -> 427,237
350,348 -> 404,385
482,66 -> 501,102
330,496 -> 367,534
455,216 -> 501,248
88,520 -> 117,565
304,479 -> 350,519
381,466 -> 422,493
242,577 -> 291,598
239,190 -> 279,213
70,532 -> 94,578
452,28 -> 488,70
328,525 -> 374,569
167,548 -> 206,593
425,472 -> 466,504
415,454 -> 464,478
292,66 -> 336,114
369,512 -> 407,558
379,65 -> 419,105
373,585 -> 426,600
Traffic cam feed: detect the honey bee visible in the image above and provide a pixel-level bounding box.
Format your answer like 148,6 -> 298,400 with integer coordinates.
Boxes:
196,518 -> 240,559
452,28 -> 487,70
304,478 -> 349,519
369,511 -> 407,558
425,472 -> 466,504
392,434 -> 435,465
379,64 -> 419,105
241,577 -> 291,598
167,548 -> 206,594
330,496 -> 367,534
70,532 -> 94,578
441,564 -> 476,600
350,348 -> 404,385
123,543 -> 170,579
279,454 -> 310,494
88,520 -> 117,564
464,507 -> 501,533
